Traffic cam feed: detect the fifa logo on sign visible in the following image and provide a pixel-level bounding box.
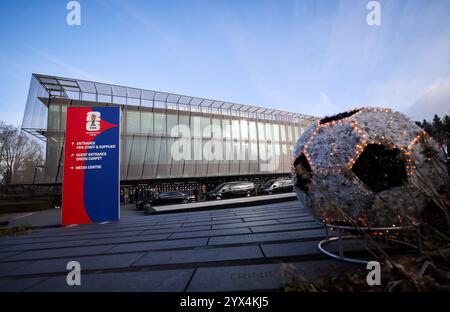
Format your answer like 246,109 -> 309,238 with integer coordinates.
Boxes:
86,112 -> 101,132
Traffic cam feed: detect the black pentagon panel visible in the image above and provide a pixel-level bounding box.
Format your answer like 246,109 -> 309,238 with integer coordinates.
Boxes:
293,153 -> 312,193
352,144 -> 407,193
319,109 -> 361,124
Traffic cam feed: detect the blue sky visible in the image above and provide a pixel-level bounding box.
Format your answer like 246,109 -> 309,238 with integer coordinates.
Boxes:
0,0 -> 449,126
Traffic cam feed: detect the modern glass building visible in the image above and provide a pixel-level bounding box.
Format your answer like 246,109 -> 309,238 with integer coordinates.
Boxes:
15,74 -> 315,191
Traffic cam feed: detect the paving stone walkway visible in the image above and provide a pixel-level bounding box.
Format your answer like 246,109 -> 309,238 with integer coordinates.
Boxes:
0,200 -> 357,292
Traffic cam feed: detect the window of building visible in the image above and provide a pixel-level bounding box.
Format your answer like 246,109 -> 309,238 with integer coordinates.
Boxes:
265,123 -> 273,141
126,110 -> 140,134
48,104 -> 60,131
167,114 -> 178,137
222,119 -> 231,139
280,124 -> 286,142
286,125 -> 293,143
61,104 -> 68,130
211,118 -> 222,139
141,112 -> 153,135
240,120 -> 248,141
191,116 -> 202,138
154,113 -> 166,135
232,120 -> 240,140
272,124 -> 280,142
201,117 -> 211,138
178,115 -> 190,130
249,121 -> 257,141
257,122 -> 266,141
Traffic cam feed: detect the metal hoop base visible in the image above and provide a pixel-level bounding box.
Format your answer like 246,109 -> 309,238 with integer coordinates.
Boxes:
318,224 -> 422,265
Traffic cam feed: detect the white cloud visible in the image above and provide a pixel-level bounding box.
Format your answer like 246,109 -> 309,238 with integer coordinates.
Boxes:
30,48 -> 104,82
406,77 -> 450,121
318,92 -> 338,117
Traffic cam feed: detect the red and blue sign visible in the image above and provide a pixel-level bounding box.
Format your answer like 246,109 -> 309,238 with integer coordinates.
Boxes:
62,107 -> 120,225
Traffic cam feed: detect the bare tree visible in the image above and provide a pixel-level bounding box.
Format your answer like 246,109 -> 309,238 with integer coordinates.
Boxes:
0,123 -> 43,186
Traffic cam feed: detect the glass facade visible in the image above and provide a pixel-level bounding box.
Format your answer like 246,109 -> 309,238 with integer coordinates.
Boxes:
15,74 -> 315,185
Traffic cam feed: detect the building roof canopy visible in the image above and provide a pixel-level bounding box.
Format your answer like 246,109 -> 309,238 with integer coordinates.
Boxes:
33,73 -> 315,122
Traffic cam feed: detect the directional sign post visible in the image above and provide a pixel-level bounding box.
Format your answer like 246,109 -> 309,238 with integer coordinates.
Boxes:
62,107 -> 120,225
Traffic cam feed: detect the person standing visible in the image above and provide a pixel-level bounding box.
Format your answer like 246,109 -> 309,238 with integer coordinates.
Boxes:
134,187 -> 139,204
54,188 -> 62,209
124,188 -> 129,205
193,187 -> 199,201
198,184 -> 208,201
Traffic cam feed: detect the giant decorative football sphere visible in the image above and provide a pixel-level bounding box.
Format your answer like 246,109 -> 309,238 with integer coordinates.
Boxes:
292,107 -> 449,227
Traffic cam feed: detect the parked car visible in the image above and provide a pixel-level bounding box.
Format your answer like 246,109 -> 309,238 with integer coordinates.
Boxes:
259,179 -> 294,195
136,199 -> 152,211
152,191 -> 196,205
207,182 -> 256,200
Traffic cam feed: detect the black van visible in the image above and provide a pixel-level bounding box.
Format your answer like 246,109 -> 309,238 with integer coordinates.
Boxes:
207,182 -> 256,200
258,179 -> 293,195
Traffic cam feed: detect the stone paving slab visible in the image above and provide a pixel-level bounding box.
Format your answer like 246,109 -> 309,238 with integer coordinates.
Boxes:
133,245 -> 264,267
28,223 -> 183,237
181,219 -> 246,227
0,260 -> 33,276
4,244 -> 115,262
0,251 -> 21,260
2,226 -> 143,240
262,239 -> 384,258
0,230 -> 145,245
250,221 -> 322,233
169,227 -> 251,239
211,220 -> 279,230
27,269 -> 195,292
187,260 -> 355,292
243,212 -> 312,222
1,239 -> 96,252
3,252 -> 145,277
276,216 -> 316,223
82,233 -> 170,246
261,240 -> 322,257
208,229 -> 329,246
0,276 -> 48,292
108,237 -> 208,253
139,225 -> 211,236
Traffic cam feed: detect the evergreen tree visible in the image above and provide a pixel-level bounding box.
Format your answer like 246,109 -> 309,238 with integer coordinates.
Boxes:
443,115 -> 450,145
432,115 -> 444,143
421,119 -> 434,137
432,114 -> 443,131
443,115 -> 450,133
417,114 -> 450,146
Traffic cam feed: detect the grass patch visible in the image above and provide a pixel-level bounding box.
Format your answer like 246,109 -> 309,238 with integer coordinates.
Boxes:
0,224 -> 33,237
